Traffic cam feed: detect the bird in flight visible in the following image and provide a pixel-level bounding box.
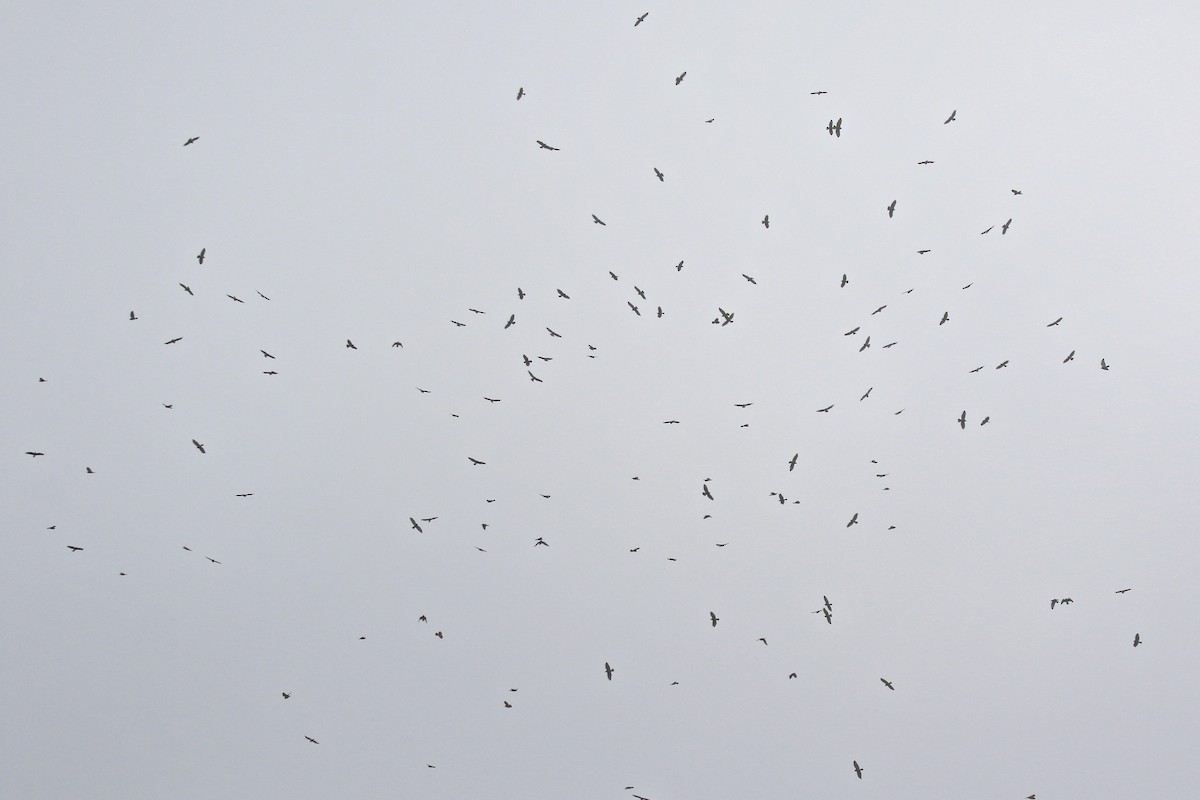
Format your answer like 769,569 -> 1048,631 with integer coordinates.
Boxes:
817,404 -> 834,413
939,311 -> 950,325
517,287 -> 525,299
468,457 -> 486,466
827,118 -> 842,137
1133,633 -> 1141,647
944,109 -> 957,124
556,289 -> 570,299
1002,218 -> 1013,234
410,517 -> 423,533
734,402 -> 753,408
918,160 -> 934,165
859,337 -> 871,353
811,90 -> 827,95
663,420 -> 680,424
656,306 -> 664,318
192,439 -> 206,453
256,290 -> 270,300
859,387 -> 872,401
164,337 -> 182,345
846,513 -> 859,527
184,136 -> 199,146
281,692 -> 291,699
887,200 -> 896,218
872,305 -> 886,315
758,638 -> 768,645
305,736 -> 319,744
980,416 -> 990,426
129,311 -> 137,320
516,87 -> 524,100
527,370 -> 543,383
742,274 -> 756,284
710,611 -> 719,627
762,214 -> 770,228
1063,350 -> 1075,363
635,11 -> 648,25
416,387 -> 431,394
702,483 -> 714,500
180,283 -> 193,295
840,273 -> 849,287
67,545 -> 83,552
483,397 -> 500,403
1047,317 -> 1063,327
196,248 -> 206,264
1012,189 -> 1023,195
605,662 -> 614,680
980,226 -> 994,235
1101,358 -> 1110,371
345,339 -> 357,349
236,493 -> 253,497
592,214 -> 606,226
504,314 -> 515,329
654,167 -> 664,182
227,294 -> 244,303
917,249 -> 931,254
675,71 -> 687,85
853,761 -> 864,779
996,360 -> 1009,369
1115,588 -> 1132,594
881,678 -> 894,690
547,327 -> 562,338
823,608 -> 832,624
788,453 -> 798,471
958,411 -> 967,429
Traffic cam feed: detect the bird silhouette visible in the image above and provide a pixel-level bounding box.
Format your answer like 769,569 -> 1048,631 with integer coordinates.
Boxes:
468,457 -> 485,465
164,337 -> 182,345
1133,633 -> 1141,647
742,274 -> 756,284
840,273 -> 849,287
846,513 -> 858,527
817,404 -> 834,413
1047,317 -> 1063,327
605,662 -> 614,680
196,248 -> 205,264
887,200 -> 896,218
516,87 -> 524,100
758,638 -> 768,645
227,294 -> 244,303
702,483 -> 714,500
958,411 -> 967,429
853,761 -> 864,779
129,311 -> 137,320
1063,351 -> 1075,363
256,291 -> 271,300
183,136 -> 199,146
860,387 -> 872,401
762,214 -> 770,228
282,692 -> 291,699
675,71 -> 686,85
827,118 -> 843,136
654,167 -> 664,182
528,370 -> 543,383
939,311 -> 950,325
944,109 -> 956,123
305,736 -> 319,744
980,226 -> 994,235
1012,189 -> 1023,195
1002,218 -> 1013,234
710,611 -> 719,627
634,12 -> 648,25
788,453 -> 798,471
1116,588 -> 1132,594
1101,358 -> 1110,370
881,678 -> 894,690
918,159 -> 934,164
410,518 -> 423,532
536,140 -> 559,150
180,283 -> 193,295
345,339 -> 357,349
591,214 -> 606,226
504,314 -> 515,329
192,439 -> 206,453
67,545 -> 83,552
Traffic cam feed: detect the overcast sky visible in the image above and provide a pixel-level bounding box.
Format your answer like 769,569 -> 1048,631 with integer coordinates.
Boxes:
4,2 -> 1199,798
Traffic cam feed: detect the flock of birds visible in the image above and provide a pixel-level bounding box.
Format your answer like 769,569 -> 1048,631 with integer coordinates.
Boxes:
17,9 -> 1142,798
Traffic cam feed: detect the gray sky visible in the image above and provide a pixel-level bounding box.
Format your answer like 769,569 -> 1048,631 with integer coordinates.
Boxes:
3,2 -> 1199,798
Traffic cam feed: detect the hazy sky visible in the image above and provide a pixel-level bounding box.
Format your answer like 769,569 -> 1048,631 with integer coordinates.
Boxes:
4,3 -> 1200,798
